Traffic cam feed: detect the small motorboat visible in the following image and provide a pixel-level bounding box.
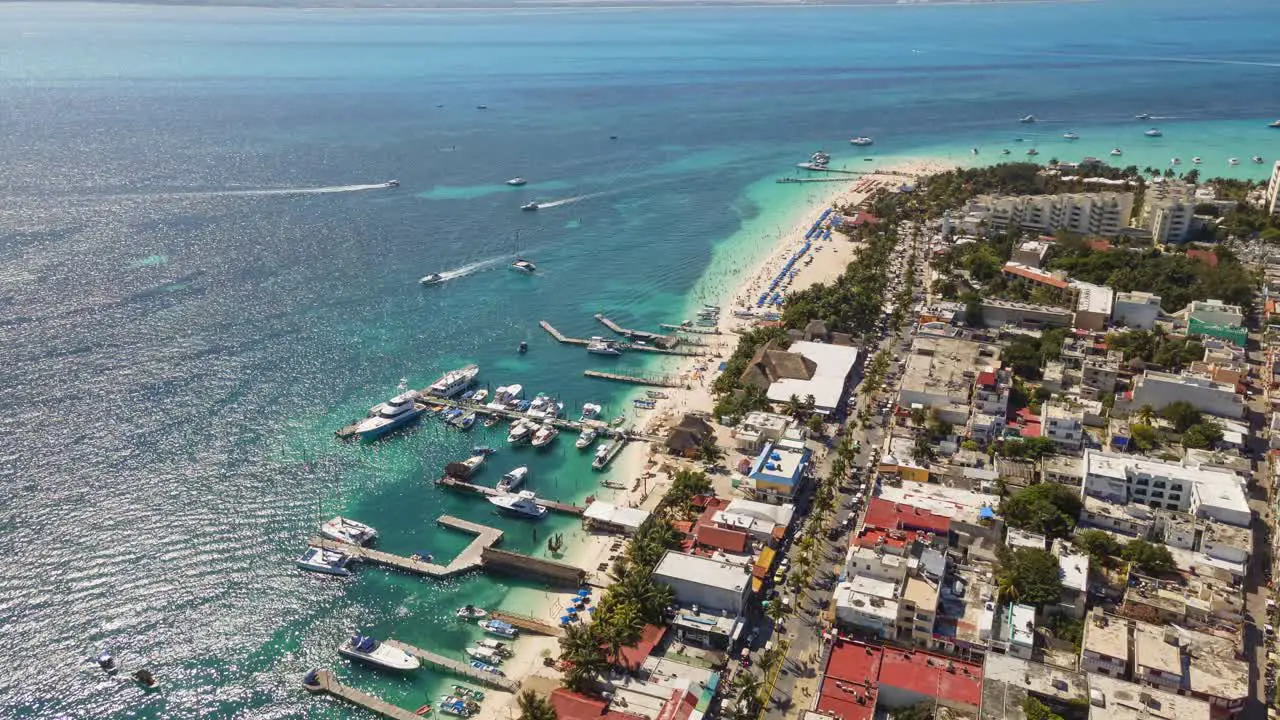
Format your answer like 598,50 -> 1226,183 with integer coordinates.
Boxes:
1013,137 -> 1024,142
1144,128 -> 1163,137
339,635 -> 421,672
1135,113 -> 1152,120
96,650 -> 120,674
410,550 -> 435,563
416,704 -> 433,716
296,546 -> 355,576
1253,156 -> 1265,164
576,428 -> 598,450
1026,148 -> 1039,156
518,341 -> 528,354
849,136 -> 873,146
530,424 -> 559,449
1000,149 -> 1011,155
1171,157 -> 1182,165
475,639 -> 511,657
471,390 -> 489,403
1228,157 -> 1240,166
420,273 -> 445,285
439,694 -> 475,717
467,661 -> 504,676
1018,114 -> 1037,124
1110,148 -> 1123,156
456,605 -> 488,620
319,517 -> 378,547
452,684 -> 487,701
506,177 -> 527,186
386,180 -> 400,187
479,619 -> 519,639
476,105 -> 488,110
1270,120 -> 1280,128
592,441 -> 614,471
466,646 -> 504,664
133,668 -> 161,690
520,202 -> 539,211
646,391 -> 669,400
483,414 -> 502,428
1192,157 -> 1202,164
1062,132 -> 1079,140
511,259 -> 536,273
472,445 -> 496,456
458,412 -> 477,430
580,403 -> 601,420
497,466 -> 528,492
446,455 -> 486,478
971,147 -> 979,155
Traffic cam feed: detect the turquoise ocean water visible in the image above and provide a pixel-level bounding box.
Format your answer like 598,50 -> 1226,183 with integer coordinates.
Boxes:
2,1 -> 1280,716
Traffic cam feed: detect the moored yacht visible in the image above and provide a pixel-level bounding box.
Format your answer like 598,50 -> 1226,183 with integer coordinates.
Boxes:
592,441 -> 614,470
354,390 -> 427,440
576,428 -> 598,450
497,466 -> 528,492
429,365 -> 480,398
488,490 -> 548,519
466,646 -> 504,664
580,402 -> 602,420
475,639 -> 510,656
1170,157 -> 1182,165
506,177 -> 527,186
296,546 -> 355,576
1110,148 -> 1123,156
1144,128 -> 1163,137
479,619 -> 519,638
849,136 -> 873,146
447,454 -> 486,478
531,424 -> 559,449
799,151 -> 831,170
511,259 -> 537,273
586,338 -> 623,356
320,517 -> 378,546
338,635 -> 420,672
507,420 -> 534,444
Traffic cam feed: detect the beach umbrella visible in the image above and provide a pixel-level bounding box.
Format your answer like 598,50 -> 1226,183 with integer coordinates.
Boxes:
560,616 -> 572,624
576,589 -> 591,597
565,607 -> 578,615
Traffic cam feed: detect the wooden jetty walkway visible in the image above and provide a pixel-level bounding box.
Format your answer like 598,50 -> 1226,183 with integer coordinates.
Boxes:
303,669 -> 421,720
384,640 -> 520,692
488,610 -> 566,637
583,370 -> 685,389
796,163 -> 865,174
593,314 -> 679,349
660,323 -> 721,335
308,515 -> 502,579
541,319 -> 700,356
435,476 -> 585,516
777,176 -> 861,184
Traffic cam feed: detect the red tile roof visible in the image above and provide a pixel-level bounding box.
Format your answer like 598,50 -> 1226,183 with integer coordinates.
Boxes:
695,523 -> 749,553
1001,263 -> 1069,289
1187,248 -> 1219,267
653,689 -> 698,720
818,640 -> 881,720
1020,421 -> 1042,438
876,648 -> 984,709
863,498 -> 951,535
616,624 -> 667,670
550,690 -> 648,720
853,527 -> 918,552
975,370 -> 997,388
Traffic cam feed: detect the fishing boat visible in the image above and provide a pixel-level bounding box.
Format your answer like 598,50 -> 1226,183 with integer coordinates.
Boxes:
446,455 -> 486,479
547,532 -> 565,553
295,546 -> 355,576
479,619 -> 519,639
439,695 -> 474,717
338,635 -> 420,672
420,273 -> 445,285
483,414 -> 502,428
580,402 -> 601,420
319,517 -> 378,546
1018,114 -> 1037,124
1269,120 -> 1280,128
633,399 -> 656,409
1000,149 -> 1011,155
1110,148 -> 1123,156
506,177 -> 527,186
531,424 -> 559,448
497,466 -> 528,492
456,605 -> 488,620
592,441 -> 614,471
416,704 -> 433,716
520,202 -> 539,211
96,650 -> 120,674
507,420 -> 534,444
469,661 -> 504,676
488,490 -> 548,519
576,428 -> 598,450
1062,132 -> 1079,140
132,669 -> 161,690
1144,128 -> 1163,137
466,646 -> 504,664
452,684 -> 487,701
848,136 -> 873,146
353,390 -> 427,440
428,365 -> 480,398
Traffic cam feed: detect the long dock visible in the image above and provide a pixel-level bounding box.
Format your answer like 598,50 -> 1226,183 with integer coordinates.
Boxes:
796,163 -> 865,174
541,319 -> 700,356
583,370 -> 685,388
660,323 -> 721,336
777,176 -> 861,184
435,476 -> 585,516
488,610 -> 566,637
539,320 -> 587,346
303,669 -> 420,720
384,640 -> 520,692
308,515 -> 502,578
593,314 -> 679,349
417,394 -> 665,443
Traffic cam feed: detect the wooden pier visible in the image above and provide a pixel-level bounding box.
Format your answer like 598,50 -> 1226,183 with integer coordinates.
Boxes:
308,515 -> 502,579
541,319 -> 700,356
583,370 -> 685,388
591,437 -> 626,471
482,546 -> 586,587
660,323 -> 721,336
303,669 -> 421,720
539,320 -> 587,346
488,610 -> 566,637
435,476 -> 585,516
593,314 -> 679,349
796,163 -> 865,174
384,640 -> 520,692
777,176 -> 861,184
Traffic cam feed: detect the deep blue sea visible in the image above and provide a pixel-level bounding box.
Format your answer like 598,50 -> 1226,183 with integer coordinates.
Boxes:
2,1 -> 1280,717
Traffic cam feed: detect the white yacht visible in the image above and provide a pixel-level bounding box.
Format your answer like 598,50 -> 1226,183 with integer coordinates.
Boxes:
1269,120 -> 1280,128
511,259 -> 537,273
1135,113 -> 1152,120
476,639 -> 511,656
1192,157 -> 1202,164
1000,149 -> 1011,155
1110,148 -> 1123,156
531,424 -> 559,449
420,273 -> 445,285
428,365 -> 479,398
586,338 -> 623,356
580,403 -> 601,420
1018,115 -> 1037,124
1228,157 -> 1240,166
497,466 -> 528,492
479,619 -> 519,639
1062,132 -> 1079,140
319,517 -> 378,546
507,420 -> 534,444
520,202 -> 539,211
488,490 -> 548,519
353,390 -> 426,440
456,605 -> 488,620
338,635 -> 420,672
506,177 -> 527,186
466,646 -> 504,664
1144,128 -> 1163,137
592,441 -> 614,470
1253,156 -> 1266,164
576,428 -> 598,450
849,136 -> 873,146
296,546 -> 355,576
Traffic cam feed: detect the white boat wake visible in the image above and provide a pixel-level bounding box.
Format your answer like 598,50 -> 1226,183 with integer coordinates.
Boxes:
181,182 -> 399,198
535,192 -> 600,209
421,255 -> 513,285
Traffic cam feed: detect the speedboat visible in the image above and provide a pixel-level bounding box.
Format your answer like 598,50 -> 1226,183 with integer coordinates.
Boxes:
479,619 -> 519,639
452,684 -> 487,701
1013,138 -> 1024,142
469,661 -> 503,676
520,202 -> 539,211
428,365 -> 480,398
1228,157 -> 1240,166
511,259 -> 536,273
320,517 -> 378,546
1135,113 -> 1152,120
475,640 -> 510,657
507,420 -> 533,444
506,177 -> 527,186
1254,156 -> 1265,164
849,137 -> 873,146
1000,149 -> 1011,155
354,390 -> 427,440
338,635 -> 420,672
580,403 -> 601,420
466,646 -> 503,664
439,695 -> 475,717
1192,157 -> 1202,164
1144,128 -> 1163,137
1062,132 -> 1079,140
96,650 -> 120,674
420,273 -> 445,285
296,546 -> 355,576
1026,148 -> 1039,156
1171,157 -> 1182,165
576,428 -> 598,450
497,466 -> 528,492
386,180 -> 400,187
971,147 -> 979,155
1110,148 -> 1123,156
518,341 -> 528,354
1018,115 -> 1037,124
488,490 -> 547,519
450,454 -> 486,478
1269,120 -> 1280,128
483,414 -> 501,428
456,605 -> 488,620
531,424 -> 559,448
472,445 -> 496,456
586,338 -> 623,356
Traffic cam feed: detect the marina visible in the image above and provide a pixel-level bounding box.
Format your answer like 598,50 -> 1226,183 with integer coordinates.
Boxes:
384,641 -> 520,692
303,669 -> 423,720
659,323 -> 721,335
592,314 -> 680,348
434,476 -> 584,515
582,369 -> 685,388
538,320 -> 701,356
308,515 -> 503,579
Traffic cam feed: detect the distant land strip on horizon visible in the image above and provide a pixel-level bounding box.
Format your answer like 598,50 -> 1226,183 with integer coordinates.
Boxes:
0,0 -> 1088,10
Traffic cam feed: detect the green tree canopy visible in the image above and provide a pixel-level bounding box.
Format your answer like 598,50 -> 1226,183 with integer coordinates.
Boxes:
996,546 -> 1064,606
1000,483 -> 1083,539
1073,529 -> 1122,565
1181,421 -> 1223,450
1122,539 -> 1176,575
518,691 -> 559,720
1159,401 -> 1202,433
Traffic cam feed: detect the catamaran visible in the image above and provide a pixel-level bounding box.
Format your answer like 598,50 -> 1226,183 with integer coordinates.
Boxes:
296,546 -> 355,576
319,517 -> 378,546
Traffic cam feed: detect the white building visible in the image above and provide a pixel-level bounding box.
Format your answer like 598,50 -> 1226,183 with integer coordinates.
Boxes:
1073,282 -> 1115,332
764,341 -> 859,415
1130,370 -> 1243,419
834,576 -> 900,639
1081,609 -> 1129,677
1265,160 -> 1280,215
652,551 -> 752,615
1181,299 -> 1244,328
844,545 -> 910,583
997,603 -> 1037,659
898,336 -> 1001,425
1011,239 -> 1053,268
1081,450 -> 1250,525
1112,291 -> 1162,330
732,411 -> 801,452
1147,199 -> 1197,243
1043,402 -> 1086,452
1054,539 -> 1089,619
713,499 -> 795,541
970,192 -> 1134,237
1086,671 -> 1212,720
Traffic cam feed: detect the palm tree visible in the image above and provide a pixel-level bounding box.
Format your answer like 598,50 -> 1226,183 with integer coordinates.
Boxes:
600,603 -> 644,668
1136,404 -> 1155,426
517,690 -> 559,720
697,438 -> 724,465
764,598 -> 789,627
559,623 -> 606,692
732,672 -> 765,712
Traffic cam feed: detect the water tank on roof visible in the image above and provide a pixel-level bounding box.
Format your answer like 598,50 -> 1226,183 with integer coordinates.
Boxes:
1090,689 -> 1106,708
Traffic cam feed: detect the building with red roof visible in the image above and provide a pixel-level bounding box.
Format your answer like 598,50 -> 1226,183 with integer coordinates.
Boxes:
875,646 -> 984,712
817,641 -> 883,720
550,690 -> 648,720
1001,262 -> 1070,290
613,624 -> 668,671
1186,247 -> 1219,267
862,498 -> 951,536
694,523 -> 748,554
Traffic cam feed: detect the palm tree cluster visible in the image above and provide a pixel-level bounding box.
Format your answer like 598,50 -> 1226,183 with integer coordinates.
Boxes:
517,689 -> 558,720
557,517 -> 681,693
655,469 -> 712,521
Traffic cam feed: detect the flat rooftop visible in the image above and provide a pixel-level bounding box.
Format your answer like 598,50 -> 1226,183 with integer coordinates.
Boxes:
1086,672 -> 1210,720
981,654 -> 1088,720
902,575 -> 940,608
749,442 -> 809,489
818,641 -> 881,720
653,551 -> 752,594
876,480 -> 1001,526
1133,622 -> 1181,676
878,646 -> 983,708
766,341 -> 859,412
901,336 -> 1000,405
1082,609 -> 1129,661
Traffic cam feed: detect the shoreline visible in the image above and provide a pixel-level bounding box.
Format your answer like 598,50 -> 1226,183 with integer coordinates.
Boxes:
478,156 -> 958,719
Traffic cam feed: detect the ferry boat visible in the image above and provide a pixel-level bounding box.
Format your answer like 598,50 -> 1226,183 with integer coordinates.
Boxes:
511,259 -> 537,273
520,202 -> 539,211
1192,157 -> 1202,164
580,403 -> 602,420
1062,132 -> 1079,140
456,605 -> 488,620
1110,148 -> 1123,156
479,619 -> 519,639
320,517 -> 378,546
429,365 -> 480,398
296,546 -> 355,576
466,646 -> 504,664
488,490 -> 548,519
576,428 -> 598,450
531,424 -> 559,449
497,466 -> 528,492
1018,115 -> 1037,124
1144,128 -> 1163,137
420,273 -> 445,285
505,177 -> 527,186
1228,157 -> 1241,166
354,390 -> 427,440
507,420 -> 534,444
338,635 -> 420,672
592,441 -> 614,470
849,137 -> 873,146
586,338 -> 623,356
